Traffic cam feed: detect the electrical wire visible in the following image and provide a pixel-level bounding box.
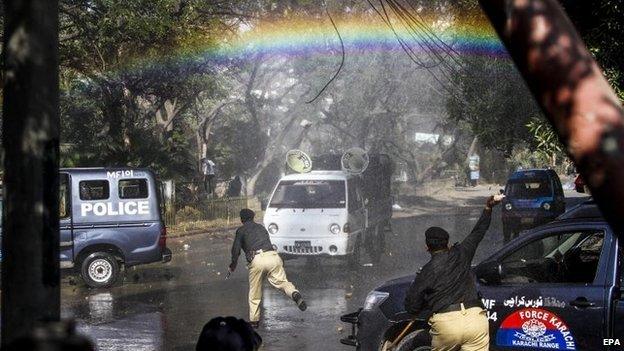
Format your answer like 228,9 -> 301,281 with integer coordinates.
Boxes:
306,6 -> 346,104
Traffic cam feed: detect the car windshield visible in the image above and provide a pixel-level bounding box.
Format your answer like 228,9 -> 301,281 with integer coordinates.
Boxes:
506,179 -> 552,198
269,180 -> 345,209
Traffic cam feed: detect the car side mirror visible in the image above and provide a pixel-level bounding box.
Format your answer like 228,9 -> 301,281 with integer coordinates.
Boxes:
475,261 -> 502,285
260,199 -> 267,211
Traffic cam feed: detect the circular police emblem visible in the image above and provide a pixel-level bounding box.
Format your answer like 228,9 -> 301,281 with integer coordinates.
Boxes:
522,319 -> 546,339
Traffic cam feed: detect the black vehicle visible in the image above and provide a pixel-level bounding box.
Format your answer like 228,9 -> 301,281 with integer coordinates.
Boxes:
341,208 -> 622,350
502,169 -> 566,240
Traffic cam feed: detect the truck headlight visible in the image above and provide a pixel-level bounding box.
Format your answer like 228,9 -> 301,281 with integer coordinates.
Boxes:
363,291 -> 389,310
330,223 -> 341,235
542,202 -> 551,210
505,203 -> 513,211
268,223 -> 279,234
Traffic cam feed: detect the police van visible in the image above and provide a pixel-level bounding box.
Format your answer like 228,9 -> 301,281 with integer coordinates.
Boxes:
340,206 -> 623,350
1,168 -> 172,288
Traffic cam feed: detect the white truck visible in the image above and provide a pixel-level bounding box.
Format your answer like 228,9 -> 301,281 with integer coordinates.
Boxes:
263,153 -> 393,266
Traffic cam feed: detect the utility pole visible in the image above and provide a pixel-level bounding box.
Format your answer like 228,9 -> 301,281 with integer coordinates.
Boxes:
479,0 -> 624,236
2,0 -> 60,346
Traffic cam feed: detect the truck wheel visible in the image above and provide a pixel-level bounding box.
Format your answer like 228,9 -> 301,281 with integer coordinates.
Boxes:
81,252 -> 120,288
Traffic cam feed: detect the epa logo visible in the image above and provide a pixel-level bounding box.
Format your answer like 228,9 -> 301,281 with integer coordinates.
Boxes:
603,339 -> 621,346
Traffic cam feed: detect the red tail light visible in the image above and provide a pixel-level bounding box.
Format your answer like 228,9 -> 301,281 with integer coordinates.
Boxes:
159,226 -> 167,248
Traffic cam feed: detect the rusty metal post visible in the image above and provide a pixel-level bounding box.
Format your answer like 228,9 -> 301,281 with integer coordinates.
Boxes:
2,0 -> 61,345
479,0 -> 624,235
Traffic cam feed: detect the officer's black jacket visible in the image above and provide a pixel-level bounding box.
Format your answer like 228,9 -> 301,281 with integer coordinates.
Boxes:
404,209 -> 492,317
230,221 -> 274,270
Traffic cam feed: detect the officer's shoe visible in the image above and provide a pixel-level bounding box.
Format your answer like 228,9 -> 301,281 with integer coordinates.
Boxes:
292,291 -> 307,311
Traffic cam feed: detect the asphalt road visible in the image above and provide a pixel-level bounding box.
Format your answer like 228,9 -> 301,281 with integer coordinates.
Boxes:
60,191 -> 588,351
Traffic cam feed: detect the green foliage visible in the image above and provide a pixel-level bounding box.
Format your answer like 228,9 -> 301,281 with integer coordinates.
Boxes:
57,0 -> 236,180
207,112 -> 268,179
563,0 -> 623,102
447,57 -> 541,157
526,117 -> 565,159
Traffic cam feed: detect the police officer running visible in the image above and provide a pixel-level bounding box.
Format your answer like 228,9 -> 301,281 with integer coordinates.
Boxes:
404,195 -> 504,350
229,209 -> 306,328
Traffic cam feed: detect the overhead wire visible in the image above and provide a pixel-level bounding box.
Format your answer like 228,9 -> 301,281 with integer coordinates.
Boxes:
376,0 -> 492,107
306,6 -> 346,103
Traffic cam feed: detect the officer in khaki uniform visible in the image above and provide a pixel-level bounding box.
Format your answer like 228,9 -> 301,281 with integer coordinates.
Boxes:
229,209 -> 306,328
404,195 -> 504,351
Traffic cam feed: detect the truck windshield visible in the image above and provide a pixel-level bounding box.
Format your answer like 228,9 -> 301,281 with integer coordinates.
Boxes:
506,179 -> 552,198
269,180 -> 346,209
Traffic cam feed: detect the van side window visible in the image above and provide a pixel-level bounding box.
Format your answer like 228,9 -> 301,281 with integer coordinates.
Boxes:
119,179 -> 149,199
500,230 -> 605,284
79,180 -> 110,200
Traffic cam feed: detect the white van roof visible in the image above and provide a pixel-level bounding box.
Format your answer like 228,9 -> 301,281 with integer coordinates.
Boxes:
280,171 -> 350,181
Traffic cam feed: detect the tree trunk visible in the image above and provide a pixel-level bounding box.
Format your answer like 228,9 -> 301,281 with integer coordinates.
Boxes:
102,83 -> 127,163
1,0 -> 60,346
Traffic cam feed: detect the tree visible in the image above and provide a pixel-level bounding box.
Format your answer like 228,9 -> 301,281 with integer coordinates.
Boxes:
1,0 -> 60,345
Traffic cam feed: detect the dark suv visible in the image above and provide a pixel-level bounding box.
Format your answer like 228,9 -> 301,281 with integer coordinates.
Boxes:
502,169 -> 565,242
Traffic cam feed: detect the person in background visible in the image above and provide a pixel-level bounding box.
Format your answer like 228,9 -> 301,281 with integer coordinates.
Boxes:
229,209 -> 306,328
201,157 -> 216,194
404,195 -> 504,351
227,175 -> 242,197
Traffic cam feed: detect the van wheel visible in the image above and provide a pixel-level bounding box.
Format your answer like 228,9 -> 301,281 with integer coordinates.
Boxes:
81,252 -> 120,288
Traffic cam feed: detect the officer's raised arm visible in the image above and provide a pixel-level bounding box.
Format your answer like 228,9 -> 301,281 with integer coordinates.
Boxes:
459,195 -> 504,258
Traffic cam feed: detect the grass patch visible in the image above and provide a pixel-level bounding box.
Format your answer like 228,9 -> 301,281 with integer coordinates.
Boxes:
168,212 -> 265,237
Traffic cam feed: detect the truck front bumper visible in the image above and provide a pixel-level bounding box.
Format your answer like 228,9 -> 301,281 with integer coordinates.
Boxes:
272,235 -> 352,256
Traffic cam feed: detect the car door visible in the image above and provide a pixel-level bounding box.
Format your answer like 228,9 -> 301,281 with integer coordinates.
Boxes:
59,173 -> 74,267
478,224 -> 611,351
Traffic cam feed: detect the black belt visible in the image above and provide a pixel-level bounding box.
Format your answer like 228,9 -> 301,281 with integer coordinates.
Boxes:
436,300 -> 483,314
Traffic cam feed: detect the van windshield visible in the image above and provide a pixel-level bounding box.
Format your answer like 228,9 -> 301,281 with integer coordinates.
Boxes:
507,179 -> 552,198
269,180 -> 346,209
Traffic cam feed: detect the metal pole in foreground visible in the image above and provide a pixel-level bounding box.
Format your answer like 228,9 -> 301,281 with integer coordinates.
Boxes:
1,0 -> 61,346
479,0 -> 624,236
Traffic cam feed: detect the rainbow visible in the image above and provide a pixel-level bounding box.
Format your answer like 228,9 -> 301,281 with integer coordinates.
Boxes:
218,14 -> 508,60
117,12 -> 509,76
